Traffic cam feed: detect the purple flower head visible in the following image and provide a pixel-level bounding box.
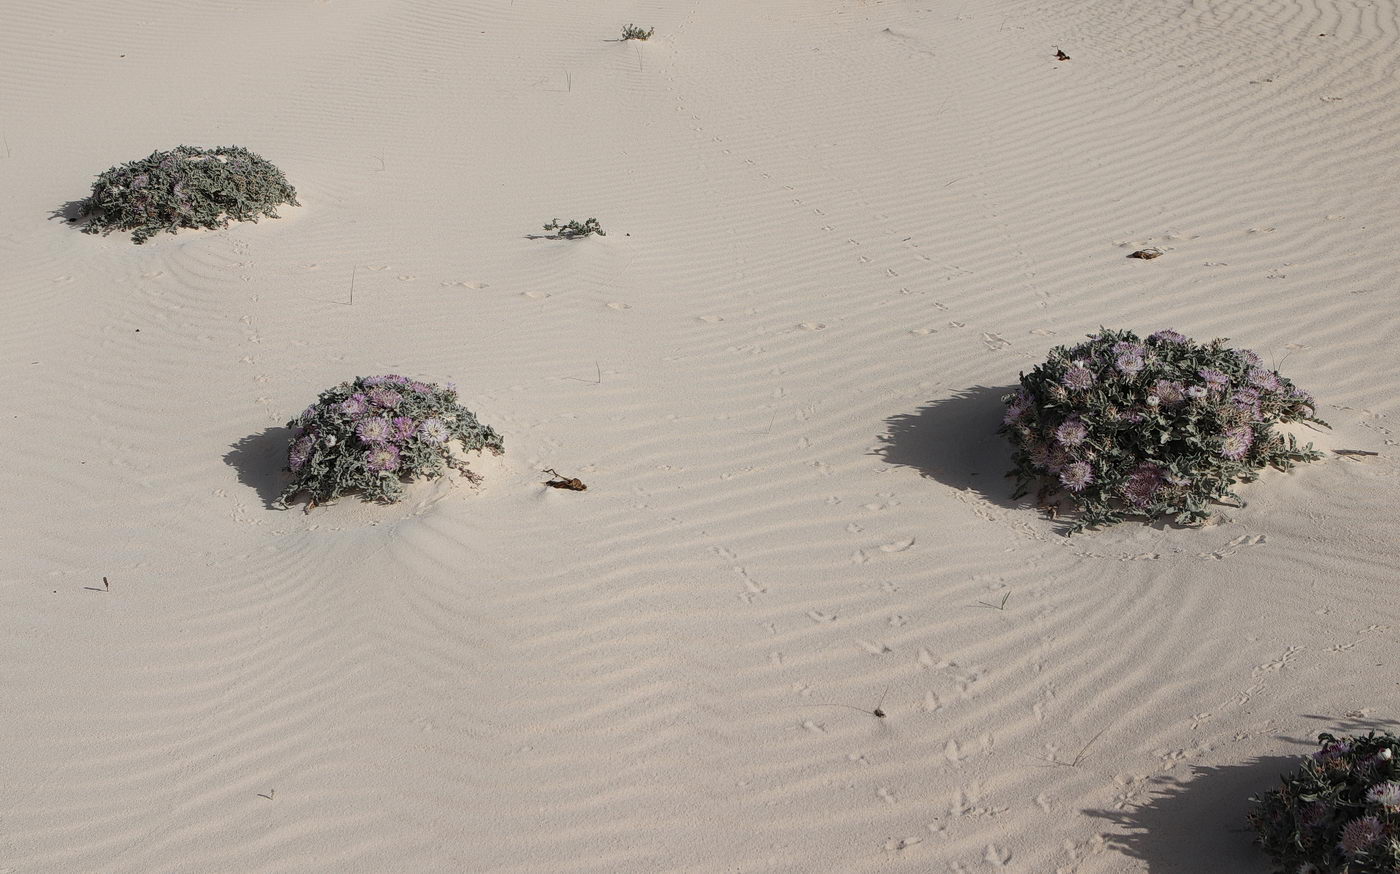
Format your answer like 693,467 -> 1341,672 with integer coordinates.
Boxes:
1247,367 -> 1282,393
1059,461 -> 1094,493
364,445 -> 401,473
1148,329 -> 1189,345
299,405 -> 318,424
1232,387 -> 1262,418
289,435 -> 314,472
1220,426 -> 1254,460
1115,353 -> 1146,376
1366,781 -> 1400,810
392,416 -> 416,441
340,393 -> 369,417
1315,740 -> 1353,763
1062,366 -> 1095,391
1186,385 -> 1208,400
1054,418 -> 1089,448
1298,801 -> 1332,830
1153,380 -> 1186,407
419,418 -> 451,444
1003,404 -> 1026,425
356,417 -> 394,444
410,381 -> 432,395
1338,815 -> 1384,857
1198,368 -> 1231,392
1121,462 -> 1166,508
1237,349 -> 1263,367
367,388 -> 403,409
362,376 -> 387,386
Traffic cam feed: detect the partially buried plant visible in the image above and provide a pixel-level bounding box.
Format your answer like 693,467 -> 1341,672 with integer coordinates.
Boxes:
79,145 -> 298,244
1250,732 -> 1400,873
621,24 -> 654,41
542,217 -> 605,239
1000,327 -> 1326,532
281,375 -> 503,508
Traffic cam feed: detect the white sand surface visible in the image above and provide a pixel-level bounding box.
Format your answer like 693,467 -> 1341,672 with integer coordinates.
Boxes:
3,1 -> 1399,871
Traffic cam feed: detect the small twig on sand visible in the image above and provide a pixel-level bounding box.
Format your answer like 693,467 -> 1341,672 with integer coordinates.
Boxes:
798,685 -> 890,719
975,592 -> 1010,610
1033,722 -> 1114,768
561,361 -> 601,384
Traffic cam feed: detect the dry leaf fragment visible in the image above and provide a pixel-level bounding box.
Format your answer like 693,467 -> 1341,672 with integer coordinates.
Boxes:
543,468 -> 587,491
1128,247 -> 1165,260
1055,48 -> 1071,60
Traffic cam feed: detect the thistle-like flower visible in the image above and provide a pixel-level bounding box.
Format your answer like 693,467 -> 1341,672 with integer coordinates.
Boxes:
1338,815 -> 1384,856
1366,781 -> 1400,810
364,445 -> 401,473
1115,353 -> 1145,376
418,417 -> 451,444
288,435 -> 314,472
1148,329 -> 1189,344
1220,426 -> 1254,460
356,417 -> 394,444
1061,366 -> 1095,391
367,388 -> 403,409
340,394 -> 368,417
1059,461 -> 1094,492
391,416 -> 416,441
1055,418 -> 1088,448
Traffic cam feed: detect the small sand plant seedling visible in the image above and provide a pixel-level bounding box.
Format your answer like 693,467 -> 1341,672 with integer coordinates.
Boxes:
1250,732 -> 1400,873
1000,328 -> 1326,532
280,375 -> 503,508
78,145 -> 298,244
621,24 -> 654,41
542,217 -> 605,239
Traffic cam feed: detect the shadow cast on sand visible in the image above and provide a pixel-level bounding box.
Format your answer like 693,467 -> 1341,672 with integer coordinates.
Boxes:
876,385 -> 1026,510
1086,754 -> 1304,873
50,199 -> 88,227
224,426 -> 294,510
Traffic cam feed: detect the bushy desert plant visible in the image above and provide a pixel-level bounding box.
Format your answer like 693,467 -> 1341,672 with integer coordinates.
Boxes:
542,217 -> 605,238
1000,328 -> 1325,532
621,24 -> 654,40
280,375 -> 503,507
79,145 -> 298,243
1250,732 -> 1400,873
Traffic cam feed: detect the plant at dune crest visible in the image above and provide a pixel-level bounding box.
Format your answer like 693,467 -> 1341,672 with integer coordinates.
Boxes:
1250,732 -> 1400,873
280,375 -> 503,508
1000,327 -> 1326,532
542,217 -> 605,239
620,24 -> 654,41
78,145 -> 298,244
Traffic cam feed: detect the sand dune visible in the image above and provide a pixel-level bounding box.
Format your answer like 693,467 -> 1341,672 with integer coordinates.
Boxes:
3,0 -> 1398,871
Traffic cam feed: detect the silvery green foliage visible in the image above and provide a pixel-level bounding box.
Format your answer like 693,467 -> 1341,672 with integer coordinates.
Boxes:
281,375 -> 503,507
1000,328 -> 1326,532
80,145 -> 298,244
1250,733 -> 1400,873
621,24 -> 654,40
542,217 -> 604,238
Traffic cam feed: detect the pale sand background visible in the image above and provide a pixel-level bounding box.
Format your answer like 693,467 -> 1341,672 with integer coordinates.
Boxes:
3,1 -> 1399,871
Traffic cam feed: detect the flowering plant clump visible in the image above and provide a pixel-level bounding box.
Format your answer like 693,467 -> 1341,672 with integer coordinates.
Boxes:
1250,733 -> 1400,873
79,145 -> 298,244
280,375 -> 503,507
1000,328 -> 1326,532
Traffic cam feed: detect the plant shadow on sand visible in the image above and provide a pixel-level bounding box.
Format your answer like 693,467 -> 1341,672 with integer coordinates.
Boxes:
225,426 -> 293,509
876,385 -> 1027,510
1086,716 -> 1400,872
49,199 -> 88,227
1085,754 -> 1298,872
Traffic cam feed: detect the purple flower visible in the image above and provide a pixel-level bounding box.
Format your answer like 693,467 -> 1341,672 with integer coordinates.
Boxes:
1232,387 -> 1262,418
1003,404 -> 1026,425
1120,462 -> 1166,508
1220,426 -> 1254,460
364,445 -> 401,473
1148,329 -> 1189,344
1061,366 -> 1095,391
1055,418 -> 1089,448
367,388 -> 403,409
410,381 -> 432,394
1366,781 -> 1400,810
1115,353 -> 1145,376
1315,740 -> 1353,763
1186,385 -> 1208,400
356,417 -> 394,444
1153,380 -> 1186,407
391,416 -> 416,441
1338,815 -> 1384,856
289,435 -> 314,472
1247,367 -> 1282,393
1059,461 -> 1094,492
1237,348 -> 1263,367
362,376 -> 387,386
299,405 -> 318,424
340,393 -> 368,417
1198,368 -> 1231,392
419,417 -> 451,443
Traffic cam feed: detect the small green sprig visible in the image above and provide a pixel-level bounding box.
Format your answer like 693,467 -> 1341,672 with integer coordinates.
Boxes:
542,217 -> 605,239
620,24 -> 654,41
79,145 -> 298,244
